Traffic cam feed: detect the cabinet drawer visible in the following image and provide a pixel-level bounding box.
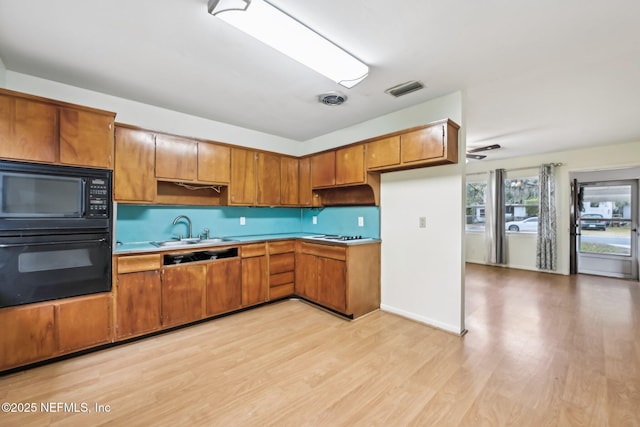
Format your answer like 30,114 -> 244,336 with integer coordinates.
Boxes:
117,254 -> 161,273
268,240 -> 295,254
241,243 -> 266,258
269,253 -> 295,274
270,271 -> 294,287
270,283 -> 294,299
299,242 -> 347,261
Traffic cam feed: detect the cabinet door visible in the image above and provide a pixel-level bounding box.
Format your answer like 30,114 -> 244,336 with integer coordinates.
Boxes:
298,157 -> 312,206
0,304 -> 56,371
155,134 -> 198,181
336,144 -> 365,185
114,127 -> 156,202
367,136 -> 400,169
230,148 -> 257,205
59,108 -> 115,168
206,259 -> 242,316
115,270 -> 162,339
280,156 -> 299,206
317,257 -> 346,312
56,294 -> 112,353
162,264 -> 206,327
257,152 -> 281,205
198,142 -> 230,183
0,95 -> 57,163
311,151 -> 335,188
241,256 -> 267,306
295,253 -> 318,301
400,125 -> 444,164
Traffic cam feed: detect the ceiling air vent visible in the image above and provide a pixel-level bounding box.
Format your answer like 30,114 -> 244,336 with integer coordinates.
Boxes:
319,92 -> 347,106
385,80 -> 425,97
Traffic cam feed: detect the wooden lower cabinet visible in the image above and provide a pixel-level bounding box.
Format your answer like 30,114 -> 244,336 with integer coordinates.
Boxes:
268,240 -> 295,300
241,243 -> 268,306
56,294 -> 112,353
0,304 -> 56,371
0,293 -> 112,371
206,258 -> 242,316
115,270 -> 162,339
161,264 -> 206,327
296,242 -> 380,318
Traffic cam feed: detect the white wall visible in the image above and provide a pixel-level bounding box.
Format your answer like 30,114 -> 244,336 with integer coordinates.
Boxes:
0,56 -> 6,88
5,71 -> 300,156
465,140 -> 640,274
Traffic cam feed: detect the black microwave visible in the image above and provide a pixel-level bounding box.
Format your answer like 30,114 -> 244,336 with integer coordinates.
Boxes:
0,160 -> 112,234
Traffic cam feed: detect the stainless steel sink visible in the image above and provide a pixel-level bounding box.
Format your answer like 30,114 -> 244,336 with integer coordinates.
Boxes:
151,237 -> 238,248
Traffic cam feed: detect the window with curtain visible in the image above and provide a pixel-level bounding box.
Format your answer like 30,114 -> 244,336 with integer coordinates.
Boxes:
466,180 -> 487,231
504,176 -> 540,233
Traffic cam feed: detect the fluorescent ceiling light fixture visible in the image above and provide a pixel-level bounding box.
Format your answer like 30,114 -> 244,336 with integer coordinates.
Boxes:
208,0 -> 369,88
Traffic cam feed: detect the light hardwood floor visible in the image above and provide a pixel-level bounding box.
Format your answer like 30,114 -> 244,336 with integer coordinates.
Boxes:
1,263 -> 639,426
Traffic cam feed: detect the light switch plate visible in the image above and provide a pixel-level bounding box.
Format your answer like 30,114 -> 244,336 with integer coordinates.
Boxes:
312,216 -> 317,225
240,216 -> 246,225
419,217 -> 427,228
358,216 -> 364,227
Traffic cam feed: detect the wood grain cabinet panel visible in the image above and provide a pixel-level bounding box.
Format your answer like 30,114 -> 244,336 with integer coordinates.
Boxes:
241,256 -> 268,307
280,156 -> 299,206
161,264 -> 206,327
206,259 -> 242,316
298,157 -> 312,206
59,107 -> 115,168
0,304 -> 56,371
155,134 -> 198,181
114,126 -> 156,202
230,148 -> 257,205
0,94 -> 57,163
401,125 -> 445,164
56,294 -> 112,353
311,151 -> 336,188
336,144 -> 365,185
366,136 -> 400,170
198,142 -> 230,183
115,270 -> 162,339
317,257 -> 346,312
295,252 -> 318,301
257,152 -> 281,205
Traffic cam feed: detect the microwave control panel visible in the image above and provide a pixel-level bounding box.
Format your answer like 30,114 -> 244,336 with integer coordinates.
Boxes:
87,178 -> 110,217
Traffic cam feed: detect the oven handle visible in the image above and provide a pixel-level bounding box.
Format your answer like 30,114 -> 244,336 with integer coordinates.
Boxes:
0,238 -> 108,248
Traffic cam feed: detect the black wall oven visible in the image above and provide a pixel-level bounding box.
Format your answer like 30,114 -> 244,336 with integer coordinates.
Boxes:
0,160 -> 112,308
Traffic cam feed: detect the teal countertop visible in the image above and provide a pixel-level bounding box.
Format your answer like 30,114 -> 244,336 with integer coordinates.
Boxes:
114,233 -> 380,255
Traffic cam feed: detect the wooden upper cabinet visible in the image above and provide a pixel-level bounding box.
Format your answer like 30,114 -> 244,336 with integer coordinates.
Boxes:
198,142 -> 230,184
298,157 -> 312,206
366,135 -> 400,170
114,127 -> 156,202
59,107 -> 115,168
280,156 -> 299,206
155,134 -> 197,181
0,94 -> 57,163
257,152 -> 281,205
311,151 -> 336,188
401,125 -> 445,164
229,148 -> 257,205
336,144 -> 365,185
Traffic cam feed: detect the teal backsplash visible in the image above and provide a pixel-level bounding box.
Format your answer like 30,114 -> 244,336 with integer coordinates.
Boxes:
115,205 -> 380,243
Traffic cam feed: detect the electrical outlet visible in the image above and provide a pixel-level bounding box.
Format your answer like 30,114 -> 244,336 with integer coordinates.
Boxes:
358,216 -> 364,227
312,216 -> 317,225
240,216 -> 246,225
419,217 -> 427,228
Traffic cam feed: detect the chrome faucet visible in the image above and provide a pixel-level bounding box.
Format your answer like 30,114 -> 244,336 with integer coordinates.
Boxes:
172,215 -> 193,239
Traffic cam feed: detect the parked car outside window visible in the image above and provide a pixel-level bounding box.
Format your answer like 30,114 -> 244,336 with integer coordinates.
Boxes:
581,213 -> 607,230
505,216 -> 538,232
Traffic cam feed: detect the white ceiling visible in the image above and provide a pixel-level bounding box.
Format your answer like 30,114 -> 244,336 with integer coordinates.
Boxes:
1,0 -> 639,160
